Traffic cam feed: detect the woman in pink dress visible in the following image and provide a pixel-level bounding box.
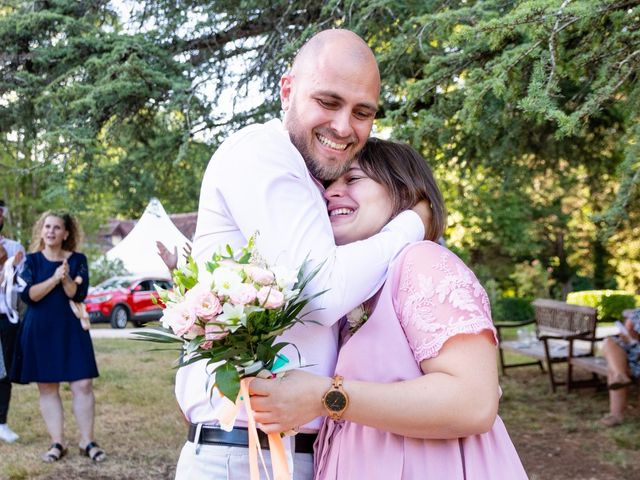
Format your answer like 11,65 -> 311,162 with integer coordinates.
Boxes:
252,138 -> 528,479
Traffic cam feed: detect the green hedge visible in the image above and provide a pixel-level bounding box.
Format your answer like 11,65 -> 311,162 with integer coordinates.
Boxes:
492,297 -> 534,323
566,290 -> 638,322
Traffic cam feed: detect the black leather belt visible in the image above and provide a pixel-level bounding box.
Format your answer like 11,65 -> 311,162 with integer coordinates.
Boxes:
188,424 -> 316,454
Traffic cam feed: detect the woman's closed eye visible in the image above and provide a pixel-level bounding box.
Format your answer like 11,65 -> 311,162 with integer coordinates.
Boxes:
346,176 -> 364,184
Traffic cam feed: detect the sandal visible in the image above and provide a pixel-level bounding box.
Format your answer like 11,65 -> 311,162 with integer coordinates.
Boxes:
80,441 -> 107,462
42,443 -> 67,463
600,414 -> 624,427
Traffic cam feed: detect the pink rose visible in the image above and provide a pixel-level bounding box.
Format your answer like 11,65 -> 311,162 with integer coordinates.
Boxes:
245,266 -> 275,285
164,302 -> 197,337
257,286 -> 285,309
229,283 -> 258,305
185,283 -> 223,320
205,322 -> 229,341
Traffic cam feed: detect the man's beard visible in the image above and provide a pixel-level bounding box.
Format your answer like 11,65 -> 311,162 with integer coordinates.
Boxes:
285,103 -> 355,181
288,130 -> 353,181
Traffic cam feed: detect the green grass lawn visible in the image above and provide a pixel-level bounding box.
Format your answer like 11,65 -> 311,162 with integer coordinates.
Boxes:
0,338 -> 185,480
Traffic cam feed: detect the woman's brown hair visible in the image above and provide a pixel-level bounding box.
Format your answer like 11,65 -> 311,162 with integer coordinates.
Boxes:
357,137 -> 446,242
29,211 -> 84,253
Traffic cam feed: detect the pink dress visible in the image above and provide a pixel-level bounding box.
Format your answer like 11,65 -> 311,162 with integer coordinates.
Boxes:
314,242 -> 528,480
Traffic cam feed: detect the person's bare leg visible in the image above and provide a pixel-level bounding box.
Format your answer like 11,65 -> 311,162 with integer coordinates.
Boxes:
602,338 -> 631,386
70,379 -> 94,448
600,338 -> 631,426
608,387 -> 628,418
37,382 -> 64,444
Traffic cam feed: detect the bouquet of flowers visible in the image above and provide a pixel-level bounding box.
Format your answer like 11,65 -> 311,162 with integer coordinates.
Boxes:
134,235 -> 322,404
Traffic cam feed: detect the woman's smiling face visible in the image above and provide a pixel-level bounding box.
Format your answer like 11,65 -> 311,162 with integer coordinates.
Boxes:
324,161 -> 394,245
40,215 -> 67,248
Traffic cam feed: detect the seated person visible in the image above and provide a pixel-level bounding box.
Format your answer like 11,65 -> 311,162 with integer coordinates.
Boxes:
600,308 -> 640,427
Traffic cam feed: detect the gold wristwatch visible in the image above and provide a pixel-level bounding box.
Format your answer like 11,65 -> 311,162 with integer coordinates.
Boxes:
322,375 -> 349,421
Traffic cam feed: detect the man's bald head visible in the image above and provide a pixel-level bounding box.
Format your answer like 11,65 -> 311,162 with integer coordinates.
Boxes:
281,29 -> 381,181
290,29 -> 380,84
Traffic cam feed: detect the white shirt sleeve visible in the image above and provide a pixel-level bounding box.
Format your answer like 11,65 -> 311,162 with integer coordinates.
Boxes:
193,120 -> 424,326
0,238 -> 26,318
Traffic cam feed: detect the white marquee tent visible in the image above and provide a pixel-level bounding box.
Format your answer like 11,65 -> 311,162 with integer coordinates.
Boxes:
106,198 -> 190,275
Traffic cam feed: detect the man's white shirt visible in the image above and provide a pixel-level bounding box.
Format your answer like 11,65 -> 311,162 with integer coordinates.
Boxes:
176,119 -> 424,431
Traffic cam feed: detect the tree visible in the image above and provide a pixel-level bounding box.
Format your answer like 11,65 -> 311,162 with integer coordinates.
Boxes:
1,0 -> 638,291
342,0 -> 639,291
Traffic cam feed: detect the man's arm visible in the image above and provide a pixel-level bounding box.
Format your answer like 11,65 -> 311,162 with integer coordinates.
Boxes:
193,122 -> 423,325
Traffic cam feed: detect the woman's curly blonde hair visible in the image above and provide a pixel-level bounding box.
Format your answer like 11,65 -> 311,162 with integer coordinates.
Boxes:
29,211 -> 84,253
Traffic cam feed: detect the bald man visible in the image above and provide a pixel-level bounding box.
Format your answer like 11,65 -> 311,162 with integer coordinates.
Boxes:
175,29 -> 427,479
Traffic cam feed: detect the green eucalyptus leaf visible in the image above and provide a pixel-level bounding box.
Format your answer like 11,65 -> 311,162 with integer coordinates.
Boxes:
215,363 -> 241,402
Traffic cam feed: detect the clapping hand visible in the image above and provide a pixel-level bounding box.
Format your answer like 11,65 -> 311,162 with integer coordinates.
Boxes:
181,242 -> 192,261
13,250 -> 24,267
54,259 -> 69,284
156,240 -> 178,271
156,240 -> 192,272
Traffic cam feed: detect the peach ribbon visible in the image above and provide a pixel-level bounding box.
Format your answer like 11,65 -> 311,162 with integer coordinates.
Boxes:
217,378 -> 291,480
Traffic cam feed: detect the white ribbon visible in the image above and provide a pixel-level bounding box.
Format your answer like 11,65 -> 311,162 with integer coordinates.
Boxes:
1,254 -> 26,324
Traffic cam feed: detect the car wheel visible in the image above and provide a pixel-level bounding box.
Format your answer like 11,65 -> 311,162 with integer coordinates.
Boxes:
110,305 -> 129,329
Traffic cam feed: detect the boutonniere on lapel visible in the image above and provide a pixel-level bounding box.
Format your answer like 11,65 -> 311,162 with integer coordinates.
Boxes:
346,303 -> 370,334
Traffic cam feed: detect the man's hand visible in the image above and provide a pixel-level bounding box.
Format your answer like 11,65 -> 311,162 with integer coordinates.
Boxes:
249,369 -> 330,434
0,245 -> 7,267
412,200 -> 433,240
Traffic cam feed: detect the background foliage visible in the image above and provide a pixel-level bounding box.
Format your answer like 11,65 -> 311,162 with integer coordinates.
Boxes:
1,0 -> 638,295
566,289 -> 638,322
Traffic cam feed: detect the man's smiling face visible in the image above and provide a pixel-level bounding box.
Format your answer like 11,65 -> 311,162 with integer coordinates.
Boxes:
281,33 -> 380,181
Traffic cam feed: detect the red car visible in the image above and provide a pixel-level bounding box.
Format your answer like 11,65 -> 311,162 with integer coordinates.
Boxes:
84,275 -> 172,328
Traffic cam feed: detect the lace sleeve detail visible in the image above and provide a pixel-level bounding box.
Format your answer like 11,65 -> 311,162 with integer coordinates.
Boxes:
393,242 -> 497,363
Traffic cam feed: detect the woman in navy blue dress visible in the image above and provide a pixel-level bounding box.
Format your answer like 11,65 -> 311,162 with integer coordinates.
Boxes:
12,211 -> 106,463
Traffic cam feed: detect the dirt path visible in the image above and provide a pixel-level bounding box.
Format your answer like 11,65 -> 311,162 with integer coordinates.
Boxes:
500,368 -> 640,480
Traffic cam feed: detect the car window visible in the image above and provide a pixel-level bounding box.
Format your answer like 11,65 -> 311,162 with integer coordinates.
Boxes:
97,277 -> 131,290
137,280 -> 153,291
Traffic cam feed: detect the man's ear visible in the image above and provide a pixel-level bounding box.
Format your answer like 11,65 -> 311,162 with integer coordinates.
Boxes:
280,74 -> 293,111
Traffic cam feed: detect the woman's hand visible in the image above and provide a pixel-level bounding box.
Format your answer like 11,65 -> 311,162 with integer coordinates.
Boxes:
53,259 -> 69,284
30,258 -> 70,302
249,369 -> 330,434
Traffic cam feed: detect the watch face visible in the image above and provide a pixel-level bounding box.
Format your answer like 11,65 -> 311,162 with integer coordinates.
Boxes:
324,390 -> 347,412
